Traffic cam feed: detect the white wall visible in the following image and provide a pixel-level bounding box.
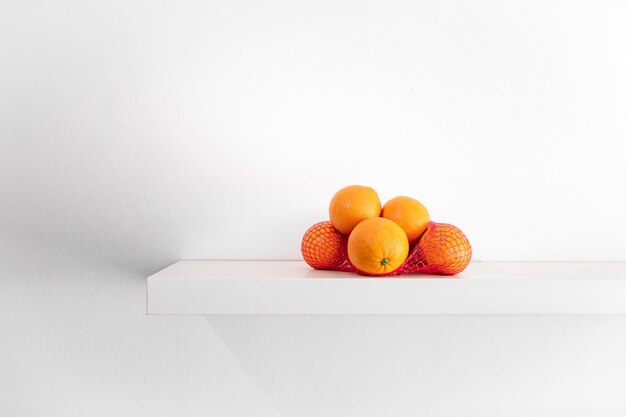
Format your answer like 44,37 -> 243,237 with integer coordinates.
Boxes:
2,1 -> 626,416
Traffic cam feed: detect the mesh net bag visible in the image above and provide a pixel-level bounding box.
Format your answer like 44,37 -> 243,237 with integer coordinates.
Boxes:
399,222 -> 472,275
302,221 -> 471,276
301,221 -> 356,273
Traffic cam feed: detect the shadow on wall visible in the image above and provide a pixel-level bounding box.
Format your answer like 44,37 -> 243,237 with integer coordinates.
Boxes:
0,150 -> 313,278
0,173 -> 223,278
203,315 -> 626,416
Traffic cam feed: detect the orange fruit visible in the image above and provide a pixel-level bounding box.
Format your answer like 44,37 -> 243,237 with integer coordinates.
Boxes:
329,185 -> 381,235
381,196 -> 430,244
347,217 -> 409,275
301,221 -> 345,270
417,223 -> 471,275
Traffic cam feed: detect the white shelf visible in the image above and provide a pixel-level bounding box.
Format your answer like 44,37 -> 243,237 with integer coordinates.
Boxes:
146,261 -> 626,315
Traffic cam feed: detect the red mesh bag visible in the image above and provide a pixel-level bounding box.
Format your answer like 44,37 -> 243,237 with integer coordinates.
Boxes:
302,221 -> 471,276
301,221 -> 356,273
399,222 -> 472,275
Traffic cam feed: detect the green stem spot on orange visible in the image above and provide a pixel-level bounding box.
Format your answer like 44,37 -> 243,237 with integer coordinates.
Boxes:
380,258 -> 389,267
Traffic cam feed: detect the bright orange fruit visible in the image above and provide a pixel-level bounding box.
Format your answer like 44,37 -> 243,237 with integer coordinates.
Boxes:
347,217 -> 409,276
329,185 -> 381,235
301,221 -> 345,270
381,196 -> 430,244
417,223 -> 471,275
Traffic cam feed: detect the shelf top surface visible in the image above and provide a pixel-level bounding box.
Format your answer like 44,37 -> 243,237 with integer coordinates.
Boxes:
148,260 -> 626,281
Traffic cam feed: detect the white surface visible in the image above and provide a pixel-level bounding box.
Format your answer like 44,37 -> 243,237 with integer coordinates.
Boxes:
2,0 -> 626,264
147,261 -> 626,314
3,0 -> 626,416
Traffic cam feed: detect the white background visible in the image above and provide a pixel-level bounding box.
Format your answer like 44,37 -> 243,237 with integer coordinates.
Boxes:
2,0 -> 626,416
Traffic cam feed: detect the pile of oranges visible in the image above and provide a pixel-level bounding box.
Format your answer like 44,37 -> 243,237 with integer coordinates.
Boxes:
301,185 -> 472,276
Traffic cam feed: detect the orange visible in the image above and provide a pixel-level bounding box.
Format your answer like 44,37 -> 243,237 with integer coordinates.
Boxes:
417,223 -> 471,275
381,196 -> 430,244
301,221 -> 345,270
329,185 -> 381,235
347,217 -> 409,275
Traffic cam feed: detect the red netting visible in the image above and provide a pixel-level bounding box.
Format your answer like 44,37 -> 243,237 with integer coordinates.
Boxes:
399,222 -> 472,275
301,221 -> 356,272
302,221 -> 471,276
